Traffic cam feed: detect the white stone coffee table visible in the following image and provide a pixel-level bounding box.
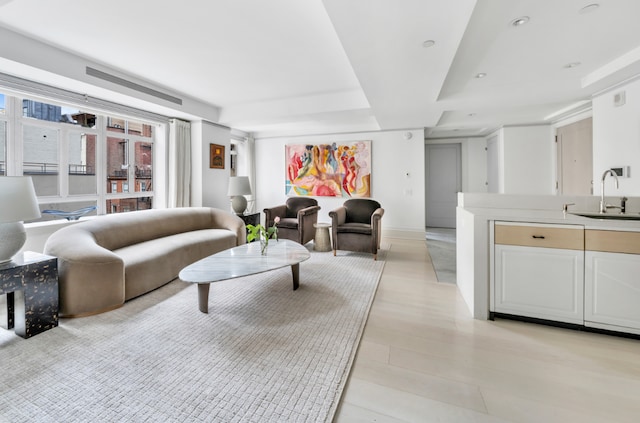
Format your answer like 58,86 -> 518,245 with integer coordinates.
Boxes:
179,239 -> 310,313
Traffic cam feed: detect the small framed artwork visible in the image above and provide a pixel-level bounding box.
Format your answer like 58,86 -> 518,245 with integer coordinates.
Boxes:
210,143 -> 225,169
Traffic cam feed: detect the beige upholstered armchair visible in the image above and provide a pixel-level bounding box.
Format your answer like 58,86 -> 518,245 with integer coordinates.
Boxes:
329,199 -> 384,260
263,197 -> 321,245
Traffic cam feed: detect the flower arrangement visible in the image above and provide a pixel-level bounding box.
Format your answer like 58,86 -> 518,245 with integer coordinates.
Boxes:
246,216 -> 279,255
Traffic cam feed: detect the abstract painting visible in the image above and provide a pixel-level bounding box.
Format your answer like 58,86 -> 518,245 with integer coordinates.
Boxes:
285,141 -> 371,197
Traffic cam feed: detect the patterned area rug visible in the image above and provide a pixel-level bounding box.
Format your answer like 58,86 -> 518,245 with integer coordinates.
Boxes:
0,245 -> 387,422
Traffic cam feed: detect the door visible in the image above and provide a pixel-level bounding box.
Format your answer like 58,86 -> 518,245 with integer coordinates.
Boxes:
557,118 -> 593,195
425,143 -> 461,228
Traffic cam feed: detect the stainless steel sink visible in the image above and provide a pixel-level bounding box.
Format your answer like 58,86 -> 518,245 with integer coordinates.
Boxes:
570,212 -> 640,221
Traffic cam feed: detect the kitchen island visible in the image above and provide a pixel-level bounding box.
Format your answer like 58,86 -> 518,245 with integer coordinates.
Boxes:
457,193 -> 640,336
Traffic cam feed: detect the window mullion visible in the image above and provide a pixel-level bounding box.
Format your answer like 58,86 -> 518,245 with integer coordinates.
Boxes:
8,96 -> 21,175
59,128 -> 69,197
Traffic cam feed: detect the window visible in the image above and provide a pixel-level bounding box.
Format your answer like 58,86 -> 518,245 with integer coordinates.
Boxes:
105,116 -> 154,212
68,133 -> 97,195
0,120 -> 5,175
23,125 -> 59,196
2,94 -> 161,221
22,100 -> 97,127
0,93 -> 5,175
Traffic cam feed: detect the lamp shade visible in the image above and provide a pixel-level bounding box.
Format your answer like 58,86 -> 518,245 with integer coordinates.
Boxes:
227,176 -> 252,196
0,176 -> 41,223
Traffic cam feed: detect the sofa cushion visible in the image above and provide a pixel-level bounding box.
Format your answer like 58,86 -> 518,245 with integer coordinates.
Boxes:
88,208 -> 232,250
115,229 -> 237,300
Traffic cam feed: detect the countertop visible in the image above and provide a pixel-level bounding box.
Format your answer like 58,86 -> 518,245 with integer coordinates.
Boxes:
459,206 -> 640,231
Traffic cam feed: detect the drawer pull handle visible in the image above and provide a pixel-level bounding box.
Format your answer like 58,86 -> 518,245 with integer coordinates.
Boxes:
532,235 -> 545,239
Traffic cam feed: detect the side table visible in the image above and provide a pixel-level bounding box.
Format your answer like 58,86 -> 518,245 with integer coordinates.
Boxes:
238,212 -> 260,227
313,223 -> 332,252
0,251 -> 58,338
238,213 -> 260,242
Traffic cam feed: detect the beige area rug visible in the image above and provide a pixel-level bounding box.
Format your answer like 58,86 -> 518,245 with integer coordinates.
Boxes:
0,245 -> 387,422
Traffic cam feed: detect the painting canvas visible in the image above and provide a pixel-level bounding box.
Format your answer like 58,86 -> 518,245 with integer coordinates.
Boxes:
210,144 -> 225,169
285,141 -> 371,197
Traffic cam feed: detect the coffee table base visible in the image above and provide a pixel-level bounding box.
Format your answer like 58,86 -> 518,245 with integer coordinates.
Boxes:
197,263 -> 301,313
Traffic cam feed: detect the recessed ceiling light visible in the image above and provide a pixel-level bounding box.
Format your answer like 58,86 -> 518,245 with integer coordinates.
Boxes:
564,62 -> 581,68
422,40 -> 435,48
580,3 -> 600,14
510,16 -> 530,27
475,73 -> 487,79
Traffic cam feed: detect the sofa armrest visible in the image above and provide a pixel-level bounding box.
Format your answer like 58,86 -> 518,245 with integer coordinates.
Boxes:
44,228 -> 126,316
264,205 -> 287,226
371,208 -> 385,249
210,209 -> 246,245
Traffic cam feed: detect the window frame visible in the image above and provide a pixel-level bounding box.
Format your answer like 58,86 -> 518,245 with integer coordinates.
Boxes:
0,90 -> 165,219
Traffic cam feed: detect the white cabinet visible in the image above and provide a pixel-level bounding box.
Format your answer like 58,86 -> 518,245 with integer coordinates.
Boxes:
493,222 -> 584,324
585,230 -> 640,334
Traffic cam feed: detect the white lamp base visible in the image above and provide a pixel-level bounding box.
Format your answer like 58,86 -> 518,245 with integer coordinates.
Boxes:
0,221 -> 26,263
231,195 -> 248,215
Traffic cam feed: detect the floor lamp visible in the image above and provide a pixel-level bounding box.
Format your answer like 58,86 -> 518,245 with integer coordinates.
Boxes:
0,176 -> 42,263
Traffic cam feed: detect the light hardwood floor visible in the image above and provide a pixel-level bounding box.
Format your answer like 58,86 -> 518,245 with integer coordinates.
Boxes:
334,238 -> 640,423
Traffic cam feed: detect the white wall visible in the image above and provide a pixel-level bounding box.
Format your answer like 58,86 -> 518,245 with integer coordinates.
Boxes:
426,137 -> 488,193
254,129 -> 426,238
500,125 -> 555,195
194,121 -> 231,210
593,78 -> 640,196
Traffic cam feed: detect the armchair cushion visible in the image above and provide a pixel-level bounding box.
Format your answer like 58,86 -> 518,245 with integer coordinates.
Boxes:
277,217 -> 299,229
345,199 -> 382,224
337,222 -> 372,235
285,197 -> 319,218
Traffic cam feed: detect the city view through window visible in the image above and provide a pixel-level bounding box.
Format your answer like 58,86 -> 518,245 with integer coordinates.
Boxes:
0,93 -> 157,221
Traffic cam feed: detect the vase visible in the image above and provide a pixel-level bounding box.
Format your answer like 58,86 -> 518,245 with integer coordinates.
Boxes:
260,237 -> 268,255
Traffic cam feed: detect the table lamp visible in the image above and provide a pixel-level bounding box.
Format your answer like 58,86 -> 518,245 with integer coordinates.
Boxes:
0,176 -> 41,263
227,176 -> 252,215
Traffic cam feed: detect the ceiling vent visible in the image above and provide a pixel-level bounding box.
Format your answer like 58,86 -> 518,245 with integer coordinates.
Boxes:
86,67 -> 183,105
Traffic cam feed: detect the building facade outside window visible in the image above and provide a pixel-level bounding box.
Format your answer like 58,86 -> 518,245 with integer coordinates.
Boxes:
1,92 -> 163,222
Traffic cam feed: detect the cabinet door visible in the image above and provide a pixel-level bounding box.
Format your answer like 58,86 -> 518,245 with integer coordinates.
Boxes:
495,245 -> 584,324
585,251 -> 640,332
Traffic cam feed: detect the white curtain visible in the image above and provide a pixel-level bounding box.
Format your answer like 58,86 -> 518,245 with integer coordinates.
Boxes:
168,119 -> 191,207
246,135 -> 257,213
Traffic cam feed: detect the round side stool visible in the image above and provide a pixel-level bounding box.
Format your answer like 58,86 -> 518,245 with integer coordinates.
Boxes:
313,223 -> 332,252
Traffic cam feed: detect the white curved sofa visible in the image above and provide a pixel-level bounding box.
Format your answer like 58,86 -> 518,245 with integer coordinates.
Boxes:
44,207 -> 246,317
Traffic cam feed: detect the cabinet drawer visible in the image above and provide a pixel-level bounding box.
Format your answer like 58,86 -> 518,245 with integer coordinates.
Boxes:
585,230 -> 640,254
495,223 -> 583,250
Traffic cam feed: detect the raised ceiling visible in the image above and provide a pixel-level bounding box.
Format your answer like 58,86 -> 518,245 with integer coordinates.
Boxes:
0,0 -> 639,138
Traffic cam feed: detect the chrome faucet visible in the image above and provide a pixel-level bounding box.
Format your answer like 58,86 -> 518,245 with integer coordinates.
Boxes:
599,169 -> 619,213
